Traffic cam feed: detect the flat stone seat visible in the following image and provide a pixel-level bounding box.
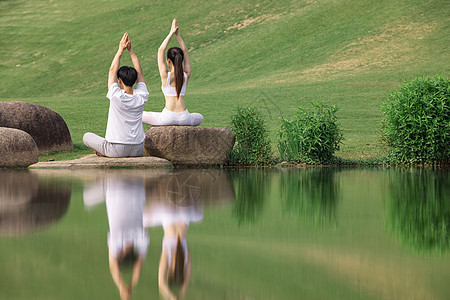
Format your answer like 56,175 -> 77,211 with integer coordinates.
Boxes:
144,126 -> 235,166
29,154 -> 173,169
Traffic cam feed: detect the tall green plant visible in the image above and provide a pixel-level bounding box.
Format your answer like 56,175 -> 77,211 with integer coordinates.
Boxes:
382,75 -> 450,164
230,107 -> 272,165
278,103 -> 343,164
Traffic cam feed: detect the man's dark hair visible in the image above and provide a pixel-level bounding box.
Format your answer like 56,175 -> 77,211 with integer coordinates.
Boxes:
117,66 -> 138,87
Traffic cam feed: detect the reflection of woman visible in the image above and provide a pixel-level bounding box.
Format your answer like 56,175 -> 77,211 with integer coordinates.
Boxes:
142,19 -> 203,126
144,202 -> 203,300
84,177 -> 149,300
159,222 -> 190,300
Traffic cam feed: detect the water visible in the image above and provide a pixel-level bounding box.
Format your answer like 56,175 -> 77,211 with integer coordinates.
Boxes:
0,167 -> 449,300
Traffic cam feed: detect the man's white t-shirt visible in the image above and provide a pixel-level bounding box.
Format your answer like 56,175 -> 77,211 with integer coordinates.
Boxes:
105,82 -> 149,144
106,177 -> 149,259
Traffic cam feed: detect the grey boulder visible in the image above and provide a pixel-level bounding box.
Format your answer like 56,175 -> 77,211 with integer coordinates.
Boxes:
144,126 -> 235,166
0,127 -> 39,168
0,101 -> 73,153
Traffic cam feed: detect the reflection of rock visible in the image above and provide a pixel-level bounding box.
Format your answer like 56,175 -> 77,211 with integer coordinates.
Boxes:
165,172 -> 202,207
0,171 -> 72,236
0,127 -> 39,168
144,169 -> 234,206
0,101 -> 73,153
143,126 -> 235,166
0,171 -> 39,208
47,168 -> 234,206
386,168 -> 450,252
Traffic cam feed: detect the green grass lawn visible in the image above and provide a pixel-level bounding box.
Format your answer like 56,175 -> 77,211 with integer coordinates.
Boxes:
1,0 -> 449,162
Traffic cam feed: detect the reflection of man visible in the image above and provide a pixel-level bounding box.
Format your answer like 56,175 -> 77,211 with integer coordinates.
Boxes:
84,177 -> 149,300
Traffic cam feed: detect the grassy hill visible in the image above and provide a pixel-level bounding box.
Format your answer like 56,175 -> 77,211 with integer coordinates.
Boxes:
1,0 -> 449,161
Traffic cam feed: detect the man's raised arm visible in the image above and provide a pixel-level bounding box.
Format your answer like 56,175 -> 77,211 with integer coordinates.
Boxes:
127,38 -> 145,84
108,33 -> 129,89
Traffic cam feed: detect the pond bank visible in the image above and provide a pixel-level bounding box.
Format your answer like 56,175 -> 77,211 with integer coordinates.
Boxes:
29,154 -> 173,169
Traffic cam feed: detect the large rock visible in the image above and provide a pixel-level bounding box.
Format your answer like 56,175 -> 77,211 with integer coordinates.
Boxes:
0,127 -> 39,168
144,126 -> 235,166
0,101 -> 73,153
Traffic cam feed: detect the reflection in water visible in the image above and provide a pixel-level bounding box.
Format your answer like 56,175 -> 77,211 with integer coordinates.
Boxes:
143,169 -> 234,206
231,169 -> 270,225
83,169 -> 233,300
386,168 -> 450,252
144,171 -> 205,300
279,167 -> 340,226
0,171 -> 71,236
84,176 -> 149,300
2,168 -> 450,299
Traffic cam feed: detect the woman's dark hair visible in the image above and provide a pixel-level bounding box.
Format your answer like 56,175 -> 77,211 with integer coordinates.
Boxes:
117,66 -> 138,87
167,47 -> 184,98
168,236 -> 185,286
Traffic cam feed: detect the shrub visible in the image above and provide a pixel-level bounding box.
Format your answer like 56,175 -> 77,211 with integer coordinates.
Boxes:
382,75 -> 450,164
278,103 -> 343,164
229,107 -> 272,165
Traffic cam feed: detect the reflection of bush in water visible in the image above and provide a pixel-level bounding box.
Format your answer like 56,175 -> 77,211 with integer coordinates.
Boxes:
231,169 -> 269,225
386,168 -> 450,252
280,168 -> 340,226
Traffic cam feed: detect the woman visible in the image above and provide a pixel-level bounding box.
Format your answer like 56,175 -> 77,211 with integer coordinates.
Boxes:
142,19 -> 203,126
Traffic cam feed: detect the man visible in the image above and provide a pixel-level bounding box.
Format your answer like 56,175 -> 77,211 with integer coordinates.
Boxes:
83,33 -> 149,157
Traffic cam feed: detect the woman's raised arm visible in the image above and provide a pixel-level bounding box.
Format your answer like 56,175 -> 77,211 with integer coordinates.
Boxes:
158,19 -> 178,84
175,27 -> 191,79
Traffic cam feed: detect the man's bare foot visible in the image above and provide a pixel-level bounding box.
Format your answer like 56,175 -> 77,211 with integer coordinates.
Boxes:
94,151 -> 106,157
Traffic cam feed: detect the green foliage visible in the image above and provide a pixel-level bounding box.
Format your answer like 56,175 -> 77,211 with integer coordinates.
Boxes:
278,103 -> 343,164
229,107 -> 272,165
382,75 -> 450,164
386,168 -> 450,253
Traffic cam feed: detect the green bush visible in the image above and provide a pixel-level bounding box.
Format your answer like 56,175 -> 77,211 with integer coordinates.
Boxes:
278,103 -> 343,164
229,107 -> 272,165
382,75 -> 450,164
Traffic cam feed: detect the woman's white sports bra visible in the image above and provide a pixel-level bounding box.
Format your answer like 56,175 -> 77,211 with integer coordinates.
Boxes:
162,72 -> 187,97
